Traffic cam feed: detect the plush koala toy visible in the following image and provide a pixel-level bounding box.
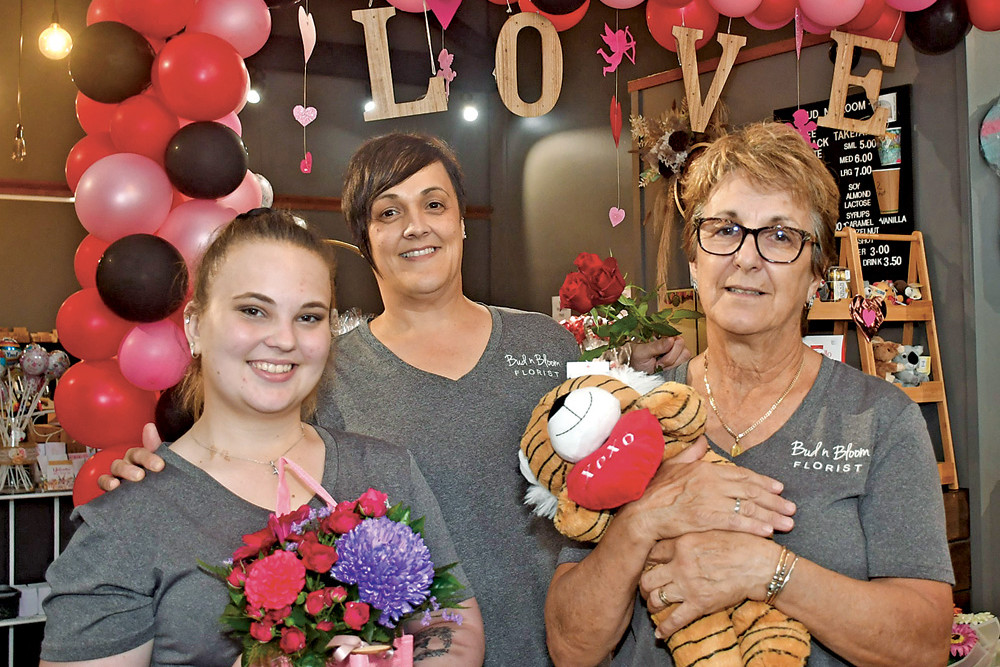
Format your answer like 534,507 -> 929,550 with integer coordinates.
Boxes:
518,368 -> 810,667
892,345 -> 930,386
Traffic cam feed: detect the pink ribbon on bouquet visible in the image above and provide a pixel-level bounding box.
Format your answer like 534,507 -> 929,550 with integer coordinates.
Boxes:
276,455 -> 337,516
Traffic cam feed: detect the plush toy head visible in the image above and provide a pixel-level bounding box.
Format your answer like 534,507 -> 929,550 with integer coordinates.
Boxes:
519,370 -> 705,542
871,336 -> 903,362
892,345 -> 929,386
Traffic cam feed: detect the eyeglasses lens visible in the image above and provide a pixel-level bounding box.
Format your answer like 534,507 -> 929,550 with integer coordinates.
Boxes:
698,219 -> 805,263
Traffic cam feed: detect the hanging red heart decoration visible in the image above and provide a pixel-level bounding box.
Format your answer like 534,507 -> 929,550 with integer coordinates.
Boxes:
849,294 -> 886,341
610,96 -> 622,147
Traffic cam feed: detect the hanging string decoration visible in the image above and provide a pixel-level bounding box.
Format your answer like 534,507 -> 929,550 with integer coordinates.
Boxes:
297,4 -> 317,173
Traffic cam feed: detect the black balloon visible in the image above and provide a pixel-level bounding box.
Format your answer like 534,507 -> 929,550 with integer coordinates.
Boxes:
96,235 -> 189,323
530,0 -> 586,14
69,22 -> 155,104
164,122 -> 249,199
155,385 -> 194,443
264,0 -> 303,6
905,0 -> 970,55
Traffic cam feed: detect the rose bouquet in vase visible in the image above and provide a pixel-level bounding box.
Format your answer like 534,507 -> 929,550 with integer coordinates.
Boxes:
201,487 -> 465,667
558,252 -> 701,364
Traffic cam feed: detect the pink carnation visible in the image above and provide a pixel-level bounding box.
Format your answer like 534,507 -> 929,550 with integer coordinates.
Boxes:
244,550 -> 306,610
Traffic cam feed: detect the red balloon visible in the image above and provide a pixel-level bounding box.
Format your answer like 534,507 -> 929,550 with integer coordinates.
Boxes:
75,93 -> 119,135
114,0 -> 197,39
646,0 -> 719,51
56,288 -> 133,360
72,447 -> 131,506
110,95 -> 180,163
855,5 -> 904,41
74,235 -> 111,289
518,0 -> 591,31
155,33 -> 250,121
86,0 -> 122,24
748,0 -> 796,24
967,0 -> 1000,31
842,0 -> 885,30
65,133 -> 117,192
55,360 -> 157,448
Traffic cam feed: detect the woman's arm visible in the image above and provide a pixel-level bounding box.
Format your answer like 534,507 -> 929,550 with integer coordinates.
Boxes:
641,531 -> 952,665
545,441 -> 796,666
40,640 -> 153,667
403,597 -> 485,665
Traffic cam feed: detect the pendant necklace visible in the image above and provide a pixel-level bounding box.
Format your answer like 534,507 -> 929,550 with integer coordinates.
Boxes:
189,423 -> 307,475
703,350 -> 805,457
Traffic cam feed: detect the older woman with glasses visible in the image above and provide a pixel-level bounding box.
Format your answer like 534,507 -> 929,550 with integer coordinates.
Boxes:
545,122 -> 954,666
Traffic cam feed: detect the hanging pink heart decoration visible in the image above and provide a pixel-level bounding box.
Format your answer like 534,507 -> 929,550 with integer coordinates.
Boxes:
610,96 -> 622,147
300,151 -> 313,174
849,294 -> 886,341
293,105 -> 318,127
298,6 -> 317,64
426,0 -> 462,30
609,207 -> 626,227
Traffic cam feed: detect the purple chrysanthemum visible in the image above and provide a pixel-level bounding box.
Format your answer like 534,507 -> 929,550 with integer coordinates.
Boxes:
331,517 -> 435,628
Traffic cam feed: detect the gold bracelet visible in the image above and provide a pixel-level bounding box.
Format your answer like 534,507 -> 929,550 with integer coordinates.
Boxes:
765,547 -> 796,605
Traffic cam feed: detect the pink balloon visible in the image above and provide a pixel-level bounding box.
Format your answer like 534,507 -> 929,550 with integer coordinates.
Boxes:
157,199 -> 237,269
855,5 -> 904,40
884,0 -> 934,11
706,0 -> 761,18
797,9 -> 833,34
646,0 -> 719,51
74,153 -> 174,242
798,0 -> 863,27
744,11 -> 790,28
180,112 -> 242,136
187,0 -> 272,58
216,170 -> 263,214
842,0 -> 885,30
747,0 -> 796,24
118,320 -> 190,391
600,0 -> 644,9
387,0 -> 425,11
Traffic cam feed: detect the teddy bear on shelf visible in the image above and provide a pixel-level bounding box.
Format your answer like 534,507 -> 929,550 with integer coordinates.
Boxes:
518,368 -> 810,667
871,336 -> 905,380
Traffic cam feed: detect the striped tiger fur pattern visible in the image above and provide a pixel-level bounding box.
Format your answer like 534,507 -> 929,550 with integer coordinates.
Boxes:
517,369 -> 810,667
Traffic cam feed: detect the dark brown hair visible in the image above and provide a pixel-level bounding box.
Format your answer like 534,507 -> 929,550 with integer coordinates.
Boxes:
342,133 -> 467,272
681,122 -> 840,278
179,208 -> 335,419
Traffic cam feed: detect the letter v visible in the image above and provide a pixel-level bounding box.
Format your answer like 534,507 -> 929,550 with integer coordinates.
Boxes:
673,27 -> 746,133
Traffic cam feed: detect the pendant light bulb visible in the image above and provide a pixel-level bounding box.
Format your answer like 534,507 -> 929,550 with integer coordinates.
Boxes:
38,2 -> 72,60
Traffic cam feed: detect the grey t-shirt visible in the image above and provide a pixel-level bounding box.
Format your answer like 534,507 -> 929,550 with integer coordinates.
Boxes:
41,427 -> 467,665
559,356 -> 954,666
316,305 -> 581,666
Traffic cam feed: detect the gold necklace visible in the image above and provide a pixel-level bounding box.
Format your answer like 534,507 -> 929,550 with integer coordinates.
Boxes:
189,424 -> 307,475
703,350 -> 805,457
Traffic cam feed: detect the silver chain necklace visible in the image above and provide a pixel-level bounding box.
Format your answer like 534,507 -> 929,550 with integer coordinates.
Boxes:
703,350 -> 805,457
189,423 -> 307,475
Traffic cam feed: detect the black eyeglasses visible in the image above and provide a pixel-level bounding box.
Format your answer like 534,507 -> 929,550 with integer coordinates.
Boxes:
695,217 -> 814,264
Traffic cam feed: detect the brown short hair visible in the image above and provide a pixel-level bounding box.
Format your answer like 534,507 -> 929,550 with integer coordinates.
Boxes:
342,133 -> 467,272
179,208 -> 335,420
680,122 -> 839,278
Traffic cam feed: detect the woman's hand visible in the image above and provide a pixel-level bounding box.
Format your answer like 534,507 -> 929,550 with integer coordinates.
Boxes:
616,438 -> 796,547
640,531 -> 781,637
97,423 -> 166,492
630,336 -> 692,374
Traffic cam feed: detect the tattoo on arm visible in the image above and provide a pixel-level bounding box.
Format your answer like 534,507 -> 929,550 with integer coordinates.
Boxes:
412,626 -> 454,662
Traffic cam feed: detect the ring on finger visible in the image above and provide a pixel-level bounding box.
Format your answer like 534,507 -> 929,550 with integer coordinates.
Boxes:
733,497 -> 742,514
658,587 -> 670,607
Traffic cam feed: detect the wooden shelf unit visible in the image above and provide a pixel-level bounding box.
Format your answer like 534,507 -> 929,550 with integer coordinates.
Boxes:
807,227 -> 958,489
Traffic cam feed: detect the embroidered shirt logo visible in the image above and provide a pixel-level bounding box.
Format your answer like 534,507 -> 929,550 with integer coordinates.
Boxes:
505,353 -> 562,378
790,440 -> 871,473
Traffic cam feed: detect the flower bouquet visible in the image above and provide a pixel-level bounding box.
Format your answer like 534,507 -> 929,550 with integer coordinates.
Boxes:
950,609 -> 999,666
201,487 -> 465,667
558,252 -> 701,364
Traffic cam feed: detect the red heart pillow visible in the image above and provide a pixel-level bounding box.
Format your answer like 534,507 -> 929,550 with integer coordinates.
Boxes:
566,409 -> 665,510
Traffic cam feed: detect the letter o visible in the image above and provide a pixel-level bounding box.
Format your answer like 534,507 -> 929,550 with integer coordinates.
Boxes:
494,12 -> 563,117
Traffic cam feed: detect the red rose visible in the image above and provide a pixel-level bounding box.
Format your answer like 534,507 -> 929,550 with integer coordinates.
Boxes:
244,550 -> 306,610
269,505 -> 311,543
356,488 -> 389,517
323,508 -> 363,535
344,601 -> 370,630
265,605 -> 293,623
280,626 -> 307,654
335,500 -> 357,512
327,586 -> 348,603
233,526 -> 278,562
586,256 -> 626,306
227,564 -> 247,588
305,589 -> 328,615
573,252 -> 604,275
559,273 -> 597,313
298,539 -> 338,573
250,620 -> 274,642
317,620 -> 334,632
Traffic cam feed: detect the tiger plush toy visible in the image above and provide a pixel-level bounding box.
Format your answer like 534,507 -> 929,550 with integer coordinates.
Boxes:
518,370 -> 810,667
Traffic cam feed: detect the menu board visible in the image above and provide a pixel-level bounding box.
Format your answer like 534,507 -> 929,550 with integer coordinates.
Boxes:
774,85 -> 913,282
